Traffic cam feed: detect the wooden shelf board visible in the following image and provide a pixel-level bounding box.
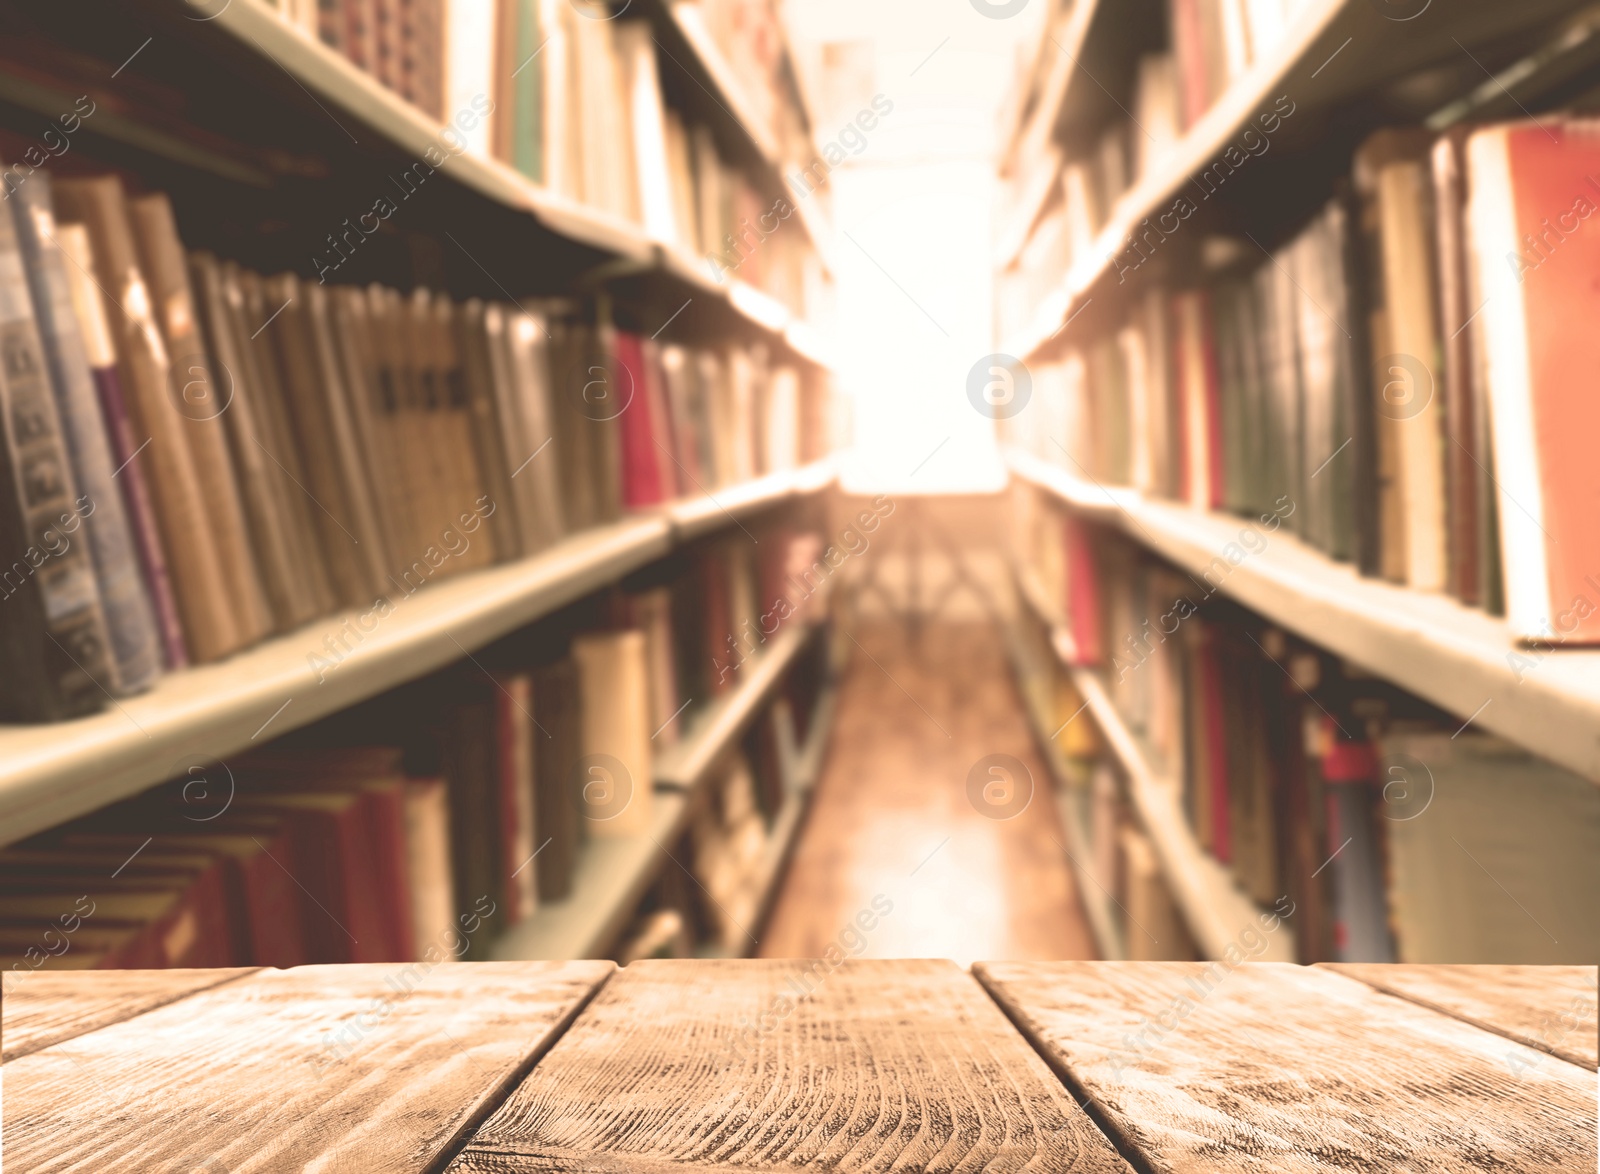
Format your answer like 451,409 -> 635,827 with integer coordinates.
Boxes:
1011,448 -> 1600,784
654,620 -> 818,789
664,457 -> 834,540
999,0 -> 1101,177
489,790 -> 690,961
662,1 -> 782,167
0,518 -> 672,848
0,462 -> 837,847
1002,618 -> 1125,961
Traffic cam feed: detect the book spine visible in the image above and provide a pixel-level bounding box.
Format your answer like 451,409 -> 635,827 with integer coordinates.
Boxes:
0,199 -> 116,720
11,178 -> 163,692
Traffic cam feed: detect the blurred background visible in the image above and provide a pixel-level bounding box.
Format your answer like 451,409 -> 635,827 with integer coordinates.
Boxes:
0,0 -> 1596,985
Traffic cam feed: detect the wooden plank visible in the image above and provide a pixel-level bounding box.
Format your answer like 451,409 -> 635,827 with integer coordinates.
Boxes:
976,960 -> 1597,1173
449,958 -> 1133,1172
5,960 -> 611,1172
1324,963 -> 1598,1072
2,967 -> 258,1063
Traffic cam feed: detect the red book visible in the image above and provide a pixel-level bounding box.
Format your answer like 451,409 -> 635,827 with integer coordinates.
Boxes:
1062,514 -> 1103,665
1169,0 -> 1210,130
613,331 -> 670,510
1469,119 -> 1600,642
233,792 -> 391,964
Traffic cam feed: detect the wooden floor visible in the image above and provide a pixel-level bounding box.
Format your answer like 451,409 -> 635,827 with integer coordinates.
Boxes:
761,619 -> 1098,962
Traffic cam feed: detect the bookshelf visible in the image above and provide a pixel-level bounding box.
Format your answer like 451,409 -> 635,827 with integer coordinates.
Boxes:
655,618 -> 821,789
999,0 -> 1578,361
0,463 -> 835,851
1010,556 -> 1296,963
154,0 -> 831,363
1010,448 -> 1600,785
1004,614 -> 1124,961
492,618 -> 834,960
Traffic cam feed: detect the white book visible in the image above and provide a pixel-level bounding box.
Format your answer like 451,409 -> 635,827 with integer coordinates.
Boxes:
618,22 -> 680,244
445,0 -> 497,154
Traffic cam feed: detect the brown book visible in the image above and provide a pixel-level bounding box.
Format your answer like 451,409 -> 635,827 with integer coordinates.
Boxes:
572,629 -> 654,838
532,656 -> 582,900
328,287 -> 409,573
457,300 -> 522,560
1354,130 -> 1446,592
364,284 -> 426,564
231,267 -> 339,617
129,194 -> 274,647
302,280 -> 392,597
550,312 -> 597,531
404,289 -> 460,558
260,273 -> 370,608
501,308 -> 566,549
494,672 -> 539,925
188,253 -> 319,630
431,294 -> 496,570
51,176 -> 243,662
401,775 -> 454,958
1431,128 -> 1482,606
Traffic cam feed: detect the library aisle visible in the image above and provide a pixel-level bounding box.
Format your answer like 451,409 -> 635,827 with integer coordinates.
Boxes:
761,620 -> 1097,963
5,0 -> 1600,1167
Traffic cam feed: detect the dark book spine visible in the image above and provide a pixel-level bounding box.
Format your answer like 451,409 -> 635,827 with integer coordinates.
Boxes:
11,176 -> 163,693
0,201 -> 115,720
89,365 -> 188,669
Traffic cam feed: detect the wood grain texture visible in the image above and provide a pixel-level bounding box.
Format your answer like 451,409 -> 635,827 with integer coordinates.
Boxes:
5,960 -> 612,1173
1324,963 -> 1598,1071
762,622 -> 1099,963
976,961 -> 1598,1173
449,958 -> 1133,1172
2,966 -> 259,1063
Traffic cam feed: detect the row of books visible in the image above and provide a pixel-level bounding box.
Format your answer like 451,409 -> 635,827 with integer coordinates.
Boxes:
999,0 -> 1312,305
1005,554 -> 1197,962
0,168 -> 831,722
1015,490 -> 1600,964
0,531 -> 833,975
266,0 -> 818,312
1166,0 -> 1315,130
1008,114 -> 1600,643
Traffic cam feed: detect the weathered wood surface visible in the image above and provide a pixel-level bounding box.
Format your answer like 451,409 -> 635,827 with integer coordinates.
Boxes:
4,960 -> 612,1173
976,960 -> 1597,1173
2,966 -> 259,1063
1324,963 -> 1598,1071
448,958 -> 1133,1172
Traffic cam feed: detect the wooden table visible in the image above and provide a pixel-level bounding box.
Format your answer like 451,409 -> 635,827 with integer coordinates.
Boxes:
3,960 -> 1594,1171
